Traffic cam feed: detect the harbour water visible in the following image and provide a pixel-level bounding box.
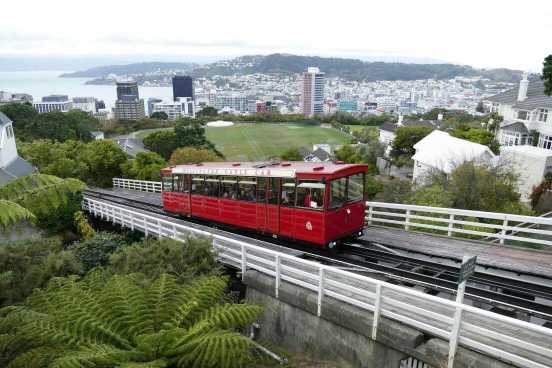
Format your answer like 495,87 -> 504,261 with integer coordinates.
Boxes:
0,70 -> 174,110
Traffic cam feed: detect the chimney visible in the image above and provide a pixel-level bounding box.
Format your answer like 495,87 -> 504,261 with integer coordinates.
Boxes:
518,72 -> 529,102
397,114 -> 404,126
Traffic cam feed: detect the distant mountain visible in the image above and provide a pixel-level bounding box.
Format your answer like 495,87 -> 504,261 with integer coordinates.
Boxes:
61,54 -> 524,83
59,62 -> 198,78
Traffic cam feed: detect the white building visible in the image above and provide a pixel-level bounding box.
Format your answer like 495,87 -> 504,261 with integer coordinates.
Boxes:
411,130 -> 495,185
152,97 -> 195,120
302,67 -> 325,117
501,145 -> 552,202
72,97 -> 96,114
214,94 -> 248,113
33,95 -> 72,114
0,112 -> 34,184
486,73 -> 552,148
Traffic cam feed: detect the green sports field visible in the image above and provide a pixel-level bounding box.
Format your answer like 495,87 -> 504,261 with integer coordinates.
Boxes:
205,123 -> 351,161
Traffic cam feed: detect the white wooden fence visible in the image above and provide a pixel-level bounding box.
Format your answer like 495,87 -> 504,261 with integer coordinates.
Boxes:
366,201 -> 552,248
83,196 -> 552,368
113,178 -> 162,193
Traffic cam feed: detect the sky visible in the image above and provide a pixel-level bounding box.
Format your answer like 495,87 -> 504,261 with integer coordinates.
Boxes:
1,0 -> 551,71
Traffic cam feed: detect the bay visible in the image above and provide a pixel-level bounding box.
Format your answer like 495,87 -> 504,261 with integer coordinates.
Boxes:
0,70 -> 174,110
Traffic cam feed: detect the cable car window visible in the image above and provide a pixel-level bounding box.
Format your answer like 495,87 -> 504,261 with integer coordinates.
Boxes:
162,174 -> 174,192
268,177 -> 279,205
257,177 -> 267,203
175,175 -> 189,192
221,176 -> 238,199
329,177 -> 347,208
191,176 -> 205,195
296,181 -> 325,210
204,176 -> 220,197
348,173 -> 364,202
238,177 -> 256,202
281,179 -> 296,207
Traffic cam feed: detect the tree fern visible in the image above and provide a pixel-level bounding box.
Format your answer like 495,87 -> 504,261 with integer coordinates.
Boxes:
0,273 -> 262,368
0,174 -> 85,218
0,200 -> 35,228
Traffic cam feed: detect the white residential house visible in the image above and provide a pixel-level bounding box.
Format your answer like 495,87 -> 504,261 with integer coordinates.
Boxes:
411,130 -> 495,185
486,73 -> 552,148
0,112 -> 34,184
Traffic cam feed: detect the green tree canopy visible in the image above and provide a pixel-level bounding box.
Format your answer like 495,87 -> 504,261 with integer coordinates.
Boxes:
450,125 -> 500,154
391,126 -> 433,157
121,151 -> 167,181
143,131 -> 181,160
196,106 -> 218,117
150,111 -> 168,120
280,147 -> 303,161
79,140 -> 128,187
0,273 -> 262,368
169,147 -> 219,165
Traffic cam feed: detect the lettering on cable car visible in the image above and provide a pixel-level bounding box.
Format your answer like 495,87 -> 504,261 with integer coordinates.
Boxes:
172,167 -> 296,178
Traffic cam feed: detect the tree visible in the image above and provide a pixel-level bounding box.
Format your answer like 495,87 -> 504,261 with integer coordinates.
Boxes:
375,178 -> 412,203
451,125 -> 500,154
79,140 -> 128,187
121,151 -> 167,181
543,55 -> 552,96
475,101 -> 485,113
197,106 -> 218,117
169,147 -> 219,165
280,147 -> 303,161
174,119 -> 213,148
335,144 -> 361,163
69,232 -> 127,271
109,237 -> 222,282
0,174 -> 86,231
143,131 -> 181,160
391,126 -> 433,157
0,273 -> 262,368
150,111 -> 168,120
407,185 -> 453,208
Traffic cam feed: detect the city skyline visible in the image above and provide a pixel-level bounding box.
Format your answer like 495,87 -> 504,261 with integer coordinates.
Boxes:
1,0 -> 551,71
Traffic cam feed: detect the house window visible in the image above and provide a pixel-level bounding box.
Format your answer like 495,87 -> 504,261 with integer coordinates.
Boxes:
5,125 -> 14,138
538,135 -> 552,150
501,131 -> 521,146
491,103 -> 499,113
538,109 -> 549,122
517,110 -> 530,120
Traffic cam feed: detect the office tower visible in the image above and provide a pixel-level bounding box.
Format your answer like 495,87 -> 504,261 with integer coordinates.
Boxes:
113,81 -> 145,120
302,67 -> 325,117
172,76 -> 194,101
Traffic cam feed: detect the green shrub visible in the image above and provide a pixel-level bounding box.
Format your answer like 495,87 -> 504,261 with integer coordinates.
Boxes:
69,232 -> 127,271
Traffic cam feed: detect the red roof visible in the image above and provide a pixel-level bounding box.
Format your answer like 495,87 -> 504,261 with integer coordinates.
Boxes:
163,161 -> 367,178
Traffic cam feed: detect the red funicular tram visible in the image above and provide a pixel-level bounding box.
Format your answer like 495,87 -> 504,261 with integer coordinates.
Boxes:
161,161 -> 368,248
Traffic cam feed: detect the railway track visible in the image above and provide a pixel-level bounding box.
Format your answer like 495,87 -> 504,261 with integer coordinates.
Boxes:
84,188 -> 552,325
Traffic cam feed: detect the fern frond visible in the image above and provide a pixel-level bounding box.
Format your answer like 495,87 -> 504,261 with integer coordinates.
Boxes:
0,200 -> 35,228
49,344 -> 142,368
175,276 -> 228,328
200,304 -> 262,330
0,174 -> 85,217
146,274 -> 180,332
119,360 -> 169,368
6,345 -> 62,368
175,330 -> 254,368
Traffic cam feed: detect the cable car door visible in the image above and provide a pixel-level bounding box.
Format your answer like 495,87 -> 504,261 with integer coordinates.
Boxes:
265,177 -> 280,235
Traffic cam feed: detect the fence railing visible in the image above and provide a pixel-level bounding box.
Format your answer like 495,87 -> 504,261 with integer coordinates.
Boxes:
113,178 -> 162,193
366,201 -> 552,248
83,196 -> 552,368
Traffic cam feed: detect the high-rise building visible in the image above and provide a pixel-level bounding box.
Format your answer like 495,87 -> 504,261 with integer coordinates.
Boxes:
172,76 -> 194,101
72,97 -> 97,114
113,81 -> 145,121
302,67 -> 325,117
147,97 -> 163,116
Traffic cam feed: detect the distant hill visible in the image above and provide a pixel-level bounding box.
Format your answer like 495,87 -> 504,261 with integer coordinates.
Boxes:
61,54 -> 524,83
60,62 -> 198,78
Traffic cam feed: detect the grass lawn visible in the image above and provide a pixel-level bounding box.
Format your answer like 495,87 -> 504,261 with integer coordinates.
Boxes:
205,123 -> 352,161
346,125 -> 379,137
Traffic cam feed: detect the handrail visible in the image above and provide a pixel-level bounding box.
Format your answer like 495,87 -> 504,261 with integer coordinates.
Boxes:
113,178 -> 162,193
83,196 -> 552,368
366,201 -> 552,247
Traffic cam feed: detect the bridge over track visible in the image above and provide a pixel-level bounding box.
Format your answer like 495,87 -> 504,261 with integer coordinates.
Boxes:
81,179 -> 552,368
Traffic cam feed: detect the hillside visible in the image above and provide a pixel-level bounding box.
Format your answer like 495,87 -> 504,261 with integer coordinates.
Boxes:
60,54 -> 524,82
60,61 -> 198,78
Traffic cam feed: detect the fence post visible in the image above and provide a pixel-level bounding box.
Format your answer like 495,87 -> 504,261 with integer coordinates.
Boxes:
367,204 -> 373,225
317,268 -> 325,317
275,255 -> 281,298
241,244 -> 247,281
448,255 -> 469,368
405,209 -> 411,231
371,283 -> 382,340
448,214 -> 455,237
500,218 -> 508,245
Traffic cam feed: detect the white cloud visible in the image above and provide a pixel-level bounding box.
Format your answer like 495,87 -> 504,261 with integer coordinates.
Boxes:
1,0 -> 551,70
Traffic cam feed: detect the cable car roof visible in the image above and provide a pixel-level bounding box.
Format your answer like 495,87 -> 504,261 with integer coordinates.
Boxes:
165,161 -> 368,178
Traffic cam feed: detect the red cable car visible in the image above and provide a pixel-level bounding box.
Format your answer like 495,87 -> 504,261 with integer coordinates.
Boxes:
161,161 -> 368,248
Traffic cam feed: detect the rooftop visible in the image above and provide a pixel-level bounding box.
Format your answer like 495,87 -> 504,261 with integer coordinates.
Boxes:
0,112 -> 12,128
486,80 -> 552,110
380,119 -> 442,133
166,161 -> 367,177
501,145 -> 552,158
